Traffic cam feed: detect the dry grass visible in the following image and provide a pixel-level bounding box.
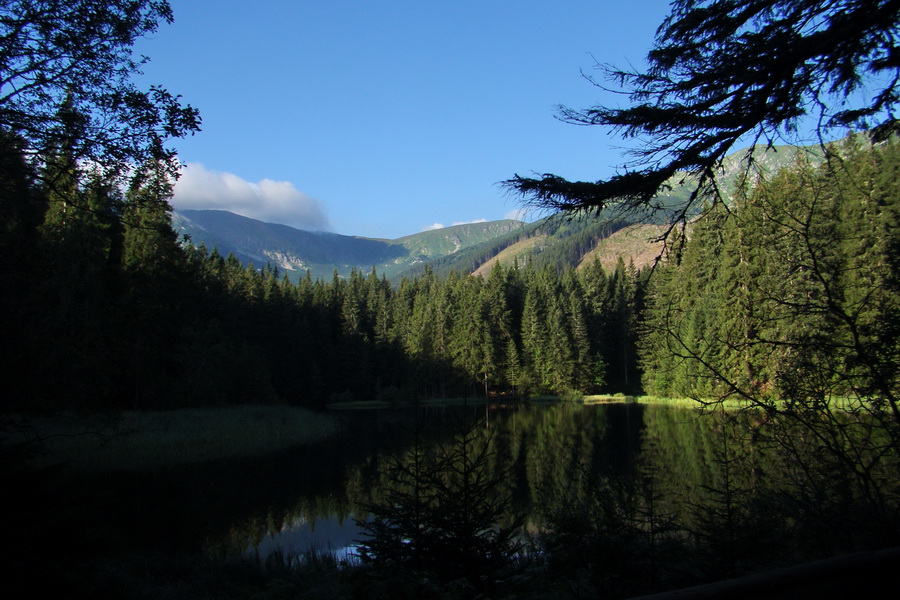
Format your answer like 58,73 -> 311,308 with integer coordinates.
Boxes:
577,223 -> 669,272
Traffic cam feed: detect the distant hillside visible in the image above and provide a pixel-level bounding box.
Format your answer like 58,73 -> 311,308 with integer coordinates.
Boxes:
173,210 -> 525,280
470,235 -> 548,278
174,141 -> 829,280
716,142 -> 825,201
577,223 -> 669,272
399,215 -> 630,278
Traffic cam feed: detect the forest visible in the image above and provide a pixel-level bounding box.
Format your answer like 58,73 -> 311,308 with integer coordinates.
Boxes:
4,112 -> 899,596
642,135 -> 900,407
5,133 -> 897,416
2,0 -> 899,598
2,134 -> 647,411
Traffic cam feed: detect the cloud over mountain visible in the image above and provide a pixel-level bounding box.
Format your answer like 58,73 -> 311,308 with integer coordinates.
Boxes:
504,208 -> 530,221
172,163 -> 330,231
422,218 -> 488,231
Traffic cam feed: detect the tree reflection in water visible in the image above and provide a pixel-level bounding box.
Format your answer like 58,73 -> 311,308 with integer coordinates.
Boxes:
146,402 -> 895,595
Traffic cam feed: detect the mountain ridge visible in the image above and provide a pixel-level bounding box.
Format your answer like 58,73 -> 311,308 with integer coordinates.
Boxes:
174,140 -> 828,280
173,209 -> 527,280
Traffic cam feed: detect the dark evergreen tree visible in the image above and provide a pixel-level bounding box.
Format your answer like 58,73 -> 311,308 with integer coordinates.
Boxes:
0,133 -> 43,408
640,204 -> 730,398
446,274 -> 483,395
122,161 -> 182,275
118,160 -> 187,408
520,269 -> 552,394
356,418 -> 522,591
482,263 -> 516,396
507,0 -> 900,226
0,1 -> 200,185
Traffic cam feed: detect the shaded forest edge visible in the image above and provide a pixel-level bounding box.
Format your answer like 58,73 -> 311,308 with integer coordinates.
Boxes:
1,121 -> 646,412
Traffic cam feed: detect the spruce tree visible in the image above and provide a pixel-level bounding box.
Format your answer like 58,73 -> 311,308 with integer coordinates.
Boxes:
122,160 -> 181,276
119,159 -> 185,408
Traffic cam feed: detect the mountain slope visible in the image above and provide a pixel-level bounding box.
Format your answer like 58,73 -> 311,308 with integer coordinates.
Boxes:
173,210 -> 525,280
174,141 -> 830,280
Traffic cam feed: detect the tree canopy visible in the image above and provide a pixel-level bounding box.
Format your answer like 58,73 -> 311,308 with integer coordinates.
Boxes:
0,0 -> 200,179
507,0 -> 900,222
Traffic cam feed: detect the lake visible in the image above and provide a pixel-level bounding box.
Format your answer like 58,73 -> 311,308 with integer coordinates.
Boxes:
16,399 -> 896,599
80,402 -> 733,561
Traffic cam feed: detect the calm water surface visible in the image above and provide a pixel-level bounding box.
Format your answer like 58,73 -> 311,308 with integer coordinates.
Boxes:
92,403 -> 725,559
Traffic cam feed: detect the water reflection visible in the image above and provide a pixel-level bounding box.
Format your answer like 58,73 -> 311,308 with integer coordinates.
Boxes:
50,400 -> 897,597
84,402 -> 793,561
241,402 -> 651,559
250,514 -> 364,560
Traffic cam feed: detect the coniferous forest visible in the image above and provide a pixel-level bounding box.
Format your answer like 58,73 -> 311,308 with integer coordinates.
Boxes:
6,134 -> 897,416
642,136 -> 900,405
3,1 -> 900,598
2,134 -> 647,411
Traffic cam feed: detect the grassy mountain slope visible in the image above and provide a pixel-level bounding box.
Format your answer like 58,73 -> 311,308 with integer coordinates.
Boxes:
174,142 -> 827,280
173,210 -> 525,280
393,221 -> 525,259
471,235 -> 549,277
397,214 -> 640,278
577,223 -> 668,272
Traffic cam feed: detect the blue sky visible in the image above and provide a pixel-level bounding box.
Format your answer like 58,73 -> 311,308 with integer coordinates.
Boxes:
135,1 -> 676,239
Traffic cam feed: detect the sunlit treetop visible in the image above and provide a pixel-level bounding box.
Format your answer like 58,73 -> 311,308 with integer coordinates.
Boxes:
507,0 -> 900,223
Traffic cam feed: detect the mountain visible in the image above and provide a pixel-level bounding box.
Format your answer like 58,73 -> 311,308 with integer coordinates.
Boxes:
172,210 -> 526,280
173,141 -> 828,280
174,207 -> 661,281
394,140 -> 832,277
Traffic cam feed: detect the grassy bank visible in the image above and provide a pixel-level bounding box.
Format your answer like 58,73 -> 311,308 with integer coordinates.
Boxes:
327,394 -> 734,409
3,405 -> 338,471
503,393 -> 747,408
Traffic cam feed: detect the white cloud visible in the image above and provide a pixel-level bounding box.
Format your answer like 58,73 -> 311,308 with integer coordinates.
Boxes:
172,163 -> 330,231
423,218 -> 490,232
504,208 -> 529,221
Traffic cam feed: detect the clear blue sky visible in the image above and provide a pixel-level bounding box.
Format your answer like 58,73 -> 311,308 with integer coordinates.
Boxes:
134,0 -> 676,239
